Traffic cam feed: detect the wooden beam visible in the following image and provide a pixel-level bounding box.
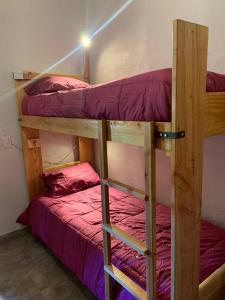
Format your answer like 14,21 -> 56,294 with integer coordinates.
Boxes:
199,263 -> 225,300
171,20 -> 208,300
43,161 -> 80,173
21,127 -> 43,199
20,116 -> 99,139
144,122 -> 156,300
83,48 -> 90,83
14,71 -> 83,81
98,120 -> 113,299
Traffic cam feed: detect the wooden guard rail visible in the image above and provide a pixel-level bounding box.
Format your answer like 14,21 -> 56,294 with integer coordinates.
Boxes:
98,120 -> 156,300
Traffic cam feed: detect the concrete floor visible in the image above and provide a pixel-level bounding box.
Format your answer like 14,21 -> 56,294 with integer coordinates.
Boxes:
0,229 -> 96,300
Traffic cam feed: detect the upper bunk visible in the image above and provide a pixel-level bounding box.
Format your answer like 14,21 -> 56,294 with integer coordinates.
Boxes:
15,19 -> 225,153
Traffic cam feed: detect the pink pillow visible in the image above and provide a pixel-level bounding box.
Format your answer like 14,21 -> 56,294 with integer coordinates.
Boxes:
43,162 -> 100,197
25,76 -> 90,95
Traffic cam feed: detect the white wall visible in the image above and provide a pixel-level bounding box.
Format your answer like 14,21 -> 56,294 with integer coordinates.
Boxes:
86,0 -> 225,228
0,0 -> 85,236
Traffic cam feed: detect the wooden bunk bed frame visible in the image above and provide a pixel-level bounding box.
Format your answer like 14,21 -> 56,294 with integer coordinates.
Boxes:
15,20 -> 225,300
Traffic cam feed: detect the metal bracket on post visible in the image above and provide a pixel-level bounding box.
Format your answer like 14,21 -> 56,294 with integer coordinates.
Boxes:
156,131 -> 185,139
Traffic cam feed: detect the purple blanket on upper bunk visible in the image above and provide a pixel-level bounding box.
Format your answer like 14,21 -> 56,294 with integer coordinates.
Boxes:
22,69 -> 225,122
17,185 -> 225,300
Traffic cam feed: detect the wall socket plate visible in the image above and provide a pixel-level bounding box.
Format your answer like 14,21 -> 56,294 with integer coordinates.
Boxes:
1,135 -> 12,147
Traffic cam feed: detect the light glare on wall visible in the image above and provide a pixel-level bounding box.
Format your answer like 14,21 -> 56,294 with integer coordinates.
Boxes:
81,35 -> 91,48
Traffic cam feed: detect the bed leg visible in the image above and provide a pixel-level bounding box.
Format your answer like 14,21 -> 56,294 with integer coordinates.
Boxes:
21,127 -> 43,199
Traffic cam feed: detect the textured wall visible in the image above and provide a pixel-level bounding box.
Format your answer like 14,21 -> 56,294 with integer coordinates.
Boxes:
86,0 -> 225,228
0,0 -> 85,236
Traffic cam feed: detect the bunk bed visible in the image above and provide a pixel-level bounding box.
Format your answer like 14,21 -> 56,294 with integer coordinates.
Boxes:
15,20 -> 225,300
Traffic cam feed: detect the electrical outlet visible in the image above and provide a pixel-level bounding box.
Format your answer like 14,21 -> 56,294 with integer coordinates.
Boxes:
1,135 -> 12,147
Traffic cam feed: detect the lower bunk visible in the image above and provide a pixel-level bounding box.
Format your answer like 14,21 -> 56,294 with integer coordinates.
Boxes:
17,185 -> 225,300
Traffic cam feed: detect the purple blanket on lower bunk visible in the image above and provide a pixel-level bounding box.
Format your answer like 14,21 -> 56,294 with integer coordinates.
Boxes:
22,69 -> 225,122
17,185 -> 225,300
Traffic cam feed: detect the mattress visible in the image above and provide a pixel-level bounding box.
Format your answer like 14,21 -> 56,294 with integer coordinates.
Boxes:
17,185 -> 225,300
22,69 -> 225,122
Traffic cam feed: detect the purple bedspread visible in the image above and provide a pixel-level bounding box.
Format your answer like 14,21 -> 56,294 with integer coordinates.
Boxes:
22,69 -> 225,122
17,185 -> 225,300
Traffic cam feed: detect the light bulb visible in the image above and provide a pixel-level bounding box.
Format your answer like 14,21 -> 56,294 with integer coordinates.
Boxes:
81,35 -> 91,48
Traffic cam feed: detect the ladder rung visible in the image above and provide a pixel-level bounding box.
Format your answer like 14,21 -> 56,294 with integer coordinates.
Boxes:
103,223 -> 149,256
102,178 -> 146,201
104,264 -> 147,300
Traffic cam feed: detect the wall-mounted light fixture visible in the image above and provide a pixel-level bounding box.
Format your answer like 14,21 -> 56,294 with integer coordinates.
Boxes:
81,35 -> 91,48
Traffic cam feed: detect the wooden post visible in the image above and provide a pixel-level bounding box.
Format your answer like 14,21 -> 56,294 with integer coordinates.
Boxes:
171,20 -> 208,300
77,47 -> 94,165
83,48 -> 90,83
15,80 -> 43,200
78,137 -> 94,164
21,127 -> 43,199
98,120 -> 113,300
144,122 -> 156,300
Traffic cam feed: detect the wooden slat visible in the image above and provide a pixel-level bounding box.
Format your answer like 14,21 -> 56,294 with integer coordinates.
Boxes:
102,178 -> 145,201
83,48 -> 90,83
104,264 -> 147,300
43,161 -> 80,173
103,223 -> 148,255
20,116 -> 99,139
98,120 -> 113,300
171,20 -> 208,300
144,122 -> 156,300
205,92 -> 225,137
15,71 -> 83,81
199,263 -> 225,300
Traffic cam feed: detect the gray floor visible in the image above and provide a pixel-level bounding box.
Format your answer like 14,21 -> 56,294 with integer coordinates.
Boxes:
0,229 -> 96,300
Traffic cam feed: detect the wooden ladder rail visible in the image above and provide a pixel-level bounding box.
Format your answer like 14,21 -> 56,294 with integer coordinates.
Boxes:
98,120 -> 156,300
144,123 -> 156,300
98,119 -> 113,299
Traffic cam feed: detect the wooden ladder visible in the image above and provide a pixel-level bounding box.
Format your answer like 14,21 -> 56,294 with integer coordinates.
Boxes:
98,120 -> 156,300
